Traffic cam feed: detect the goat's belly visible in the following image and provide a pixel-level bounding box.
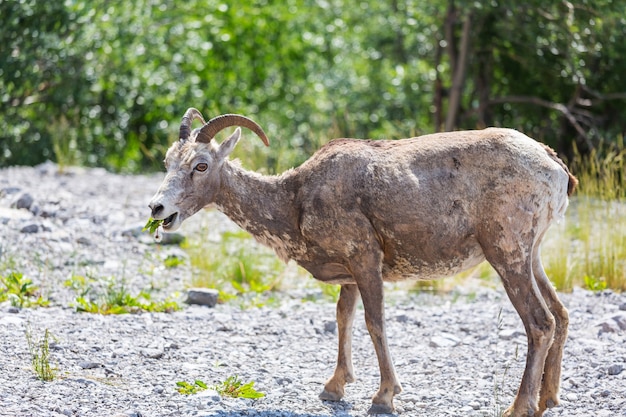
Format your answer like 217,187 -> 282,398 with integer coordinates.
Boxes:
300,246 -> 485,285
382,243 -> 486,282
304,262 -> 355,285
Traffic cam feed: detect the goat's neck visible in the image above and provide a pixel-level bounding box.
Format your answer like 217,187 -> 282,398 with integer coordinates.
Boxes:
215,161 -> 298,249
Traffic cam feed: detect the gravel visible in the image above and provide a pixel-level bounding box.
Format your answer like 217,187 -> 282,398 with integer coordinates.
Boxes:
1,162 -> 625,417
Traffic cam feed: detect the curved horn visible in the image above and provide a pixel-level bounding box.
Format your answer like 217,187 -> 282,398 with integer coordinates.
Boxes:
179,108 -> 206,140
195,114 -> 269,146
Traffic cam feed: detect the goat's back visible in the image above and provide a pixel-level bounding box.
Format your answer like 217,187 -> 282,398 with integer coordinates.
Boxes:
292,128 -> 572,282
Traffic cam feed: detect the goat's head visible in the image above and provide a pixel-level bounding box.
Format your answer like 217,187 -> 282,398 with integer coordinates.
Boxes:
148,108 -> 269,231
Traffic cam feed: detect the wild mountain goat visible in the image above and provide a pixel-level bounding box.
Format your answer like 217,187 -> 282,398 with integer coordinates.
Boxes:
149,108 -> 577,416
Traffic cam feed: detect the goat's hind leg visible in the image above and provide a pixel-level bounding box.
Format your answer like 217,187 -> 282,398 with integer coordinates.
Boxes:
485,246 -> 555,417
533,253 -> 569,413
320,284 -> 359,401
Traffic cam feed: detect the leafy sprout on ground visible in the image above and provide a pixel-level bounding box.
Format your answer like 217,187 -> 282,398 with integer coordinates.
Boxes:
214,375 -> 265,399
583,275 -> 608,292
176,375 -> 265,399
176,380 -> 208,395
25,325 -> 57,381
0,272 -> 49,308
164,254 -> 185,268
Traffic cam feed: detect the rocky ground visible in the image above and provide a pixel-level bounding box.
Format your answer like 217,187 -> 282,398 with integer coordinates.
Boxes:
0,163 -> 625,417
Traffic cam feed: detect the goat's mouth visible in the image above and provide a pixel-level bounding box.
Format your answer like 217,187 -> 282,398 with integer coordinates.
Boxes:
162,212 -> 178,230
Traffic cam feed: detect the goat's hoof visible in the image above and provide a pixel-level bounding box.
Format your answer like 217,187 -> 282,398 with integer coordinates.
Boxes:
502,406 -> 538,417
319,389 -> 343,402
540,396 -> 559,410
367,402 -> 394,415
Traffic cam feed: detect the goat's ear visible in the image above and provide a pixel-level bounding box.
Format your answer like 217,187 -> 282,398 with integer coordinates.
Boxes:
217,127 -> 241,160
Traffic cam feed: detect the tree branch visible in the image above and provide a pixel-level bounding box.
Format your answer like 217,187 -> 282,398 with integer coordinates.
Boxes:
445,11 -> 472,131
581,85 -> 626,102
488,95 -> 594,149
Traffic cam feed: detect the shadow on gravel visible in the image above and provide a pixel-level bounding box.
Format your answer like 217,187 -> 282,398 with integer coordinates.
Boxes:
199,400 -> 390,417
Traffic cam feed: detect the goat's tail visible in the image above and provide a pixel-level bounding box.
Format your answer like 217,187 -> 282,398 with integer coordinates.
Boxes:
542,144 -> 578,196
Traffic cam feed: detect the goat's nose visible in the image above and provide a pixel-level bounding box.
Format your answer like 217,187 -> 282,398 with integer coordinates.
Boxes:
149,202 -> 164,218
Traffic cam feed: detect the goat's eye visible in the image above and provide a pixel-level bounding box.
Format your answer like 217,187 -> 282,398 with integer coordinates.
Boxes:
194,162 -> 208,172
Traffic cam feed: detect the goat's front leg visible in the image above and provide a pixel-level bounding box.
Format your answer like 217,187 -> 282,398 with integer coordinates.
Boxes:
320,284 -> 359,401
353,261 -> 402,414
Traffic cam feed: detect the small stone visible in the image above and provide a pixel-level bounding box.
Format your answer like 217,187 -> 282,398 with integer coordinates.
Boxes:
186,288 -> 219,307
20,223 -> 39,234
499,328 -> 525,340
607,364 -> 623,376
12,192 -> 34,210
597,320 -> 620,334
142,348 -> 164,359
429,333 -> 461,348
158,232 -> 185,245
119,411 -> 143,417
468,401 -> 481,410
611,313 -> 626,330
395,314 -> 410,323
121,225 -> 143,238
276,377 -> 292,385
79,361 -> 102,370
73,378 -> 97,385
323,320 -> 337,334
565,392 -> 578,401
0,186 -> 21,196
77,236 -> 92,245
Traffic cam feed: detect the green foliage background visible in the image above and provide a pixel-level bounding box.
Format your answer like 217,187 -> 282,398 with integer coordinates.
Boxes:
2,0 -> 625,172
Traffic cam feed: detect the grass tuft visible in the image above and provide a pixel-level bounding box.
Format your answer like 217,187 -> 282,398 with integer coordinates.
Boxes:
65,274 -> 181,314
25,325 -> 57,381
184,230 -> 285,304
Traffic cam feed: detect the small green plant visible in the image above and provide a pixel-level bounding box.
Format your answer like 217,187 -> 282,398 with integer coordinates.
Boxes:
0,272 -> 49,308
176,375 -> 265,399
583,275 -> 607,292
50,115 -> 80,173
164,254 -> 185,268
176,380 -> 208,395
67,275 -> 181,314
25,326 -> 57,381
214,375 -> 265,399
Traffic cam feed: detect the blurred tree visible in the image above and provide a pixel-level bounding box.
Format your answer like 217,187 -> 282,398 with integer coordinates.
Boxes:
1,0 -> 624,171
0,0 -> 88,166
435,0 -> 626,155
